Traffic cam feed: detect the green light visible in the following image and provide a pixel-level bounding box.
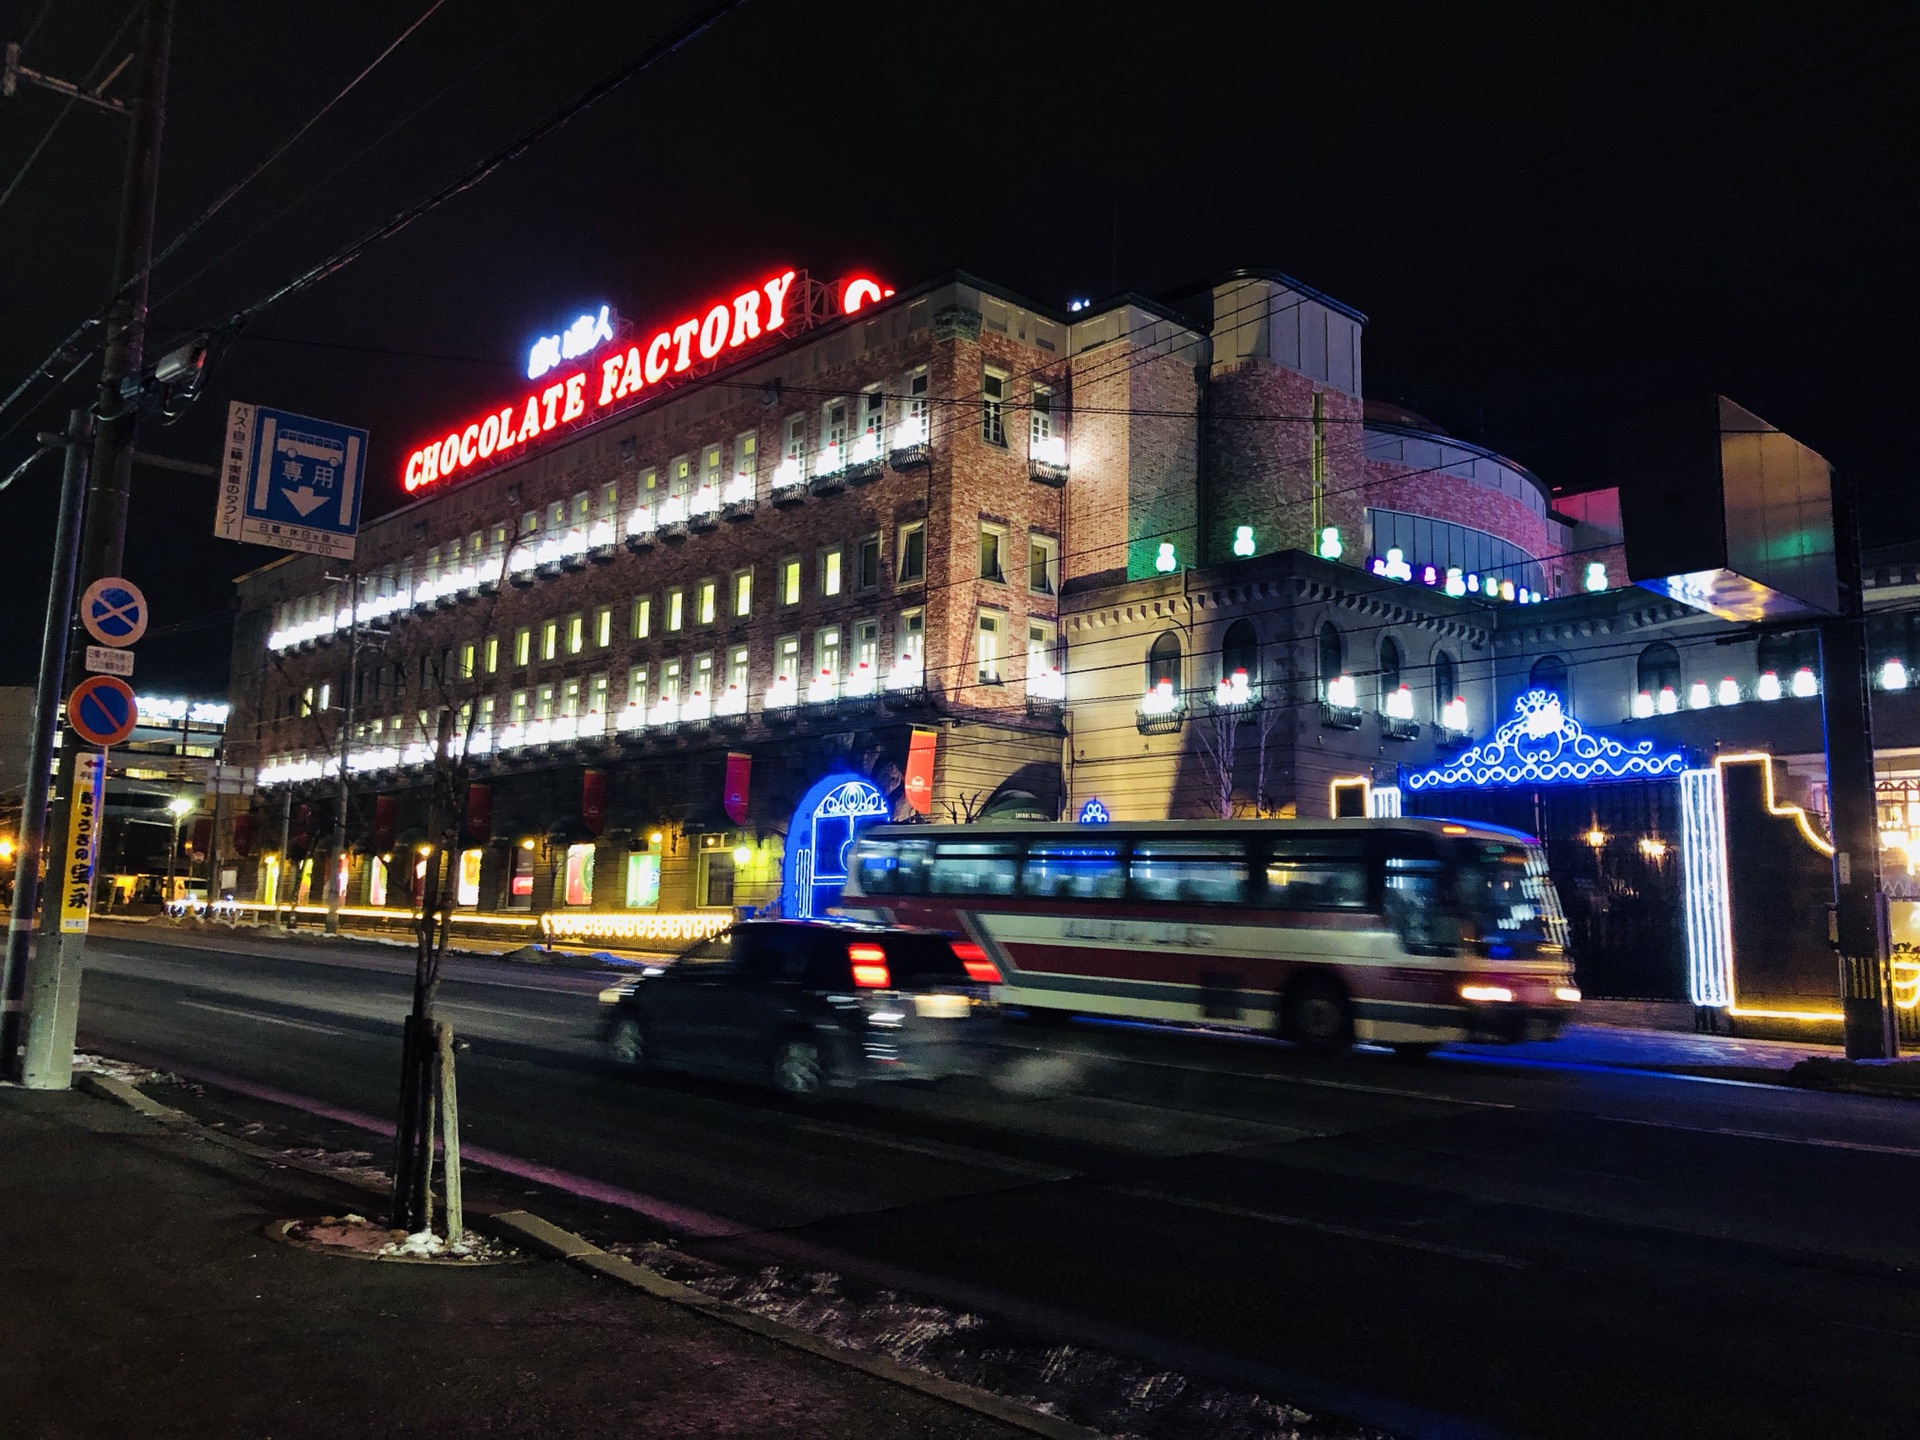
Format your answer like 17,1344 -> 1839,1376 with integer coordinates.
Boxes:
1318,526 -> 1343,561
1585,562 -> 1609,593
1155,542 -> 1177,573
1232,525 -> 1255,557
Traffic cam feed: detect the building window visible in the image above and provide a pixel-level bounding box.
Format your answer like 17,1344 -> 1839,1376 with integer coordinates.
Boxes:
484,636 -> 499,674
1434,650 -> 1458,724
1147,631 -> 1181,692
701,850 -> 736,908
666,588 -> 685,632
898,522 -> 926,584
781,556 -> 801,606
1378,636 -> 1403,711
1031,384 -> 1054,448
534,684 -> 554,722
587,672 -> 609,720
458,642 -> 476,680
565,613 -> 584,655
701,443 -> 723,497
732,568 -> 752,618
853,619 -> 879,682
692,651 -> 714,706
513,626 -> 531,667
510,689 -> 529,726
821,398 -> 849,466
898,608 -> 924,668
593,606 -> 612,648
733,430 -> 757,490
1529,654 -> 1570,701
1636,642 -> 1682,715
1028,533 -> 1058,595
558,677 -> 580,720
726,643 -> 750,701
697,578 -> 717,625
631,595 -> 651,640
661,658 -> 682,707
668,453 -> 692,499
1221,619 -> 1257,686
1027,618 -> 1058,679
820,546 -> 843,598
977,610 -> 1006,684
982,367 -> 1007,445
639,465 -> 658,495
626,665 -> 648,711
777,634 -> 801,686
979,524 -> 1007,583
856,534 -> 881,591
599,480 -> 620,522
541,619 -> 559,662
1318,623 -> 1344,700
814,626 -> 841,682
900,367 -> 931,446
859,387 -> 884,455
782,414 -> 807,473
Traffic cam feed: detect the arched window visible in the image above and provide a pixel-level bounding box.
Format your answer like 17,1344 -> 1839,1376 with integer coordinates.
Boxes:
1318,622 -> 1344,699
1221,619 -> 1258,685
1146,631 -> 1182,693
1433,650 -> 1458,723
1378,636 -> 1403,710
1635,642 -> 1681,715
1529,654 -> 1570,701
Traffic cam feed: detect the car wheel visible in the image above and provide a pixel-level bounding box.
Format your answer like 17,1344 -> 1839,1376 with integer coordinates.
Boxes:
771,1034 -> 826,1098
1283,974 -> 1353,1055
608,1012 -> 651,1069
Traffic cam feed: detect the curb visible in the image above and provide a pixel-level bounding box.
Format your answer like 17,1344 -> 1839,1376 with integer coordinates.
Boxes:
75,1071 -> 1105,1440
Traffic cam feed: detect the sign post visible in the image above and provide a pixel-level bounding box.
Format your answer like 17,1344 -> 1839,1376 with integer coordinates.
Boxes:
216,401 -> 366,559
21,751 -> 104,1087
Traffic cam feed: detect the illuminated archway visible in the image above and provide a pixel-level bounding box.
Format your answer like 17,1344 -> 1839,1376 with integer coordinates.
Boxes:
780,773 -> 890,919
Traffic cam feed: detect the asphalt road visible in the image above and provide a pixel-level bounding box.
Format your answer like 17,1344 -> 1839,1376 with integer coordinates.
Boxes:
73,926 -> 1920,1440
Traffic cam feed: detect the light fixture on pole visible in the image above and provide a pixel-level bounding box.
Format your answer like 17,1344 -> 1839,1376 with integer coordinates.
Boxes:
165,796 -> 193,904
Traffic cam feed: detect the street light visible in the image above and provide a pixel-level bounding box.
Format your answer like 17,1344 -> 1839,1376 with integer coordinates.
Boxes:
165,796 -> 194,906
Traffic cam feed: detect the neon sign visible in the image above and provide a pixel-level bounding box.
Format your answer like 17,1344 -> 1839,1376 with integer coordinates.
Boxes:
404,267 -> 808,494
1403,689 -> 1687,791
1077,798 -> 1111,824
528,304 -> 615,380
838,275 -> 894,314
780,773 -> 890,919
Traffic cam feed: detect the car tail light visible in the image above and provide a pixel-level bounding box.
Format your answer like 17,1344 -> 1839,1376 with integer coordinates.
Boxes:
951,941 -> 1001,985
848,943 -> 891,989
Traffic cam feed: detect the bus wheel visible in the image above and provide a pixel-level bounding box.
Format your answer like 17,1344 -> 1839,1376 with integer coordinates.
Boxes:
1283,975 -> 1353,1055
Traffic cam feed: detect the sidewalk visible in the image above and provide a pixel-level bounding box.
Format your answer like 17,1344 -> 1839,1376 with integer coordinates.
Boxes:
0,1085 -> 1035,1440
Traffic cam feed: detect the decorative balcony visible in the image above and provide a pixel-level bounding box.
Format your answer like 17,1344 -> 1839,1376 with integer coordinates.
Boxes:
654,495 -> 689,542
1437,697 -> 1471,748
889,414 -> 931,470
1380,685 -> 1420,742
808,444 -> 846,495
688,486 -> 721,532
844,431 -> 884,485
840,663 -> 881,714
714,687 -> 749,728
769,458 -> 807,507
1320,674 -> 1362,730
722,473 -> 757,520
1029,434 -> 1070,487
1136,680 -> 1186,735
762,676 -> 800,720
625,506 -> 656,551
588,519 -> 619,563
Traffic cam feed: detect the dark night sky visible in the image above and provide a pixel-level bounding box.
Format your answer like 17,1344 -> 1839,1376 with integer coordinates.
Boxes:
1,1 -> 1915,697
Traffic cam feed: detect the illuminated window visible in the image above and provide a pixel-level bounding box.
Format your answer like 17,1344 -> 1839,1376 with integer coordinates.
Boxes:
898,608 -> 924,665
631,595 -> 651,639
982,367 -> 1007,445
1318,623 -> 1344,700
1433,651 -> 1458,724
781,557 -> 801,606
860,387 -> 884,448
1378,636 -> 1403,712
666,588 -> 685,632
901,366 -> 930,445
586,672 -> 609,720
668,453 -> 692,499
599,481 -> 619,520
732,568 -> 752,618
820,546 -> 842,598
701,443 -> 723,494
822,398 -> 848,457
1147,631 -> 1181,691
593,606 -> 612,647
1028,533 -> 1058,595
457,849 -> 482,907
733,430 -> 757,487
458,642 -> 475,680
979,524 -> 1007,582
782,414 -> 807,470
540,620 -> 558,662
558,677 -> 580,720
545,499 -> 564,535
565,613 -> 584,655
639,465 -> 658,494
477,695 -> 495,736
534,684 -> 554,722
626,665 -> 648,709
853,619 -> 879,676
484,636 -> 499,674
977,611 -> 1005,683
625,851 -> 660,908
571,490 -> 591,532
1031,385 -> 1054,447
898,522 -> 926,584
564,843 -> 595,907
369,856 -> 388,908
661,659 -> 682,706
510,689 -> 529,726
1027,618 -> 1058,677
815,626 -> 842,680
726,643 -> 750,700
777,634 -> 801,685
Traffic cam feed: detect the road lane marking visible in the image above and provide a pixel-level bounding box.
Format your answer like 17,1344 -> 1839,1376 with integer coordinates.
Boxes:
1597,1114 -> 1920,1160
1109,1184 -> 1527,1268
178,1000 -> 352,1037
784,1116 -> 1079,1181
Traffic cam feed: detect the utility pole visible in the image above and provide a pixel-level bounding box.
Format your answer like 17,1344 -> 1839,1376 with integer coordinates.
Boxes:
20,0 -> 172,1090
325,573 -> 360,935
1823,466 -> 1897,1059
0,411 -> 90,1078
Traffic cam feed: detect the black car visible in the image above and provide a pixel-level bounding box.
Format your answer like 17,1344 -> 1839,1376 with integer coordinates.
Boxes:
596,919 -> 1000,1096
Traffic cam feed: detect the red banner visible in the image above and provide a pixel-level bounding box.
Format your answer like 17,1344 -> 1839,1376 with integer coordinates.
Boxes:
371,794 -> 396,853
724,752 -> 751,825
464,782 -> 493,844
230,813 -> 255,859
904,728 -> 937,815
582,769 -> 607,836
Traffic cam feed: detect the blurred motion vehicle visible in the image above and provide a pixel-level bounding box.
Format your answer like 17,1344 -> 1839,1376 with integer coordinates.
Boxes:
597,918 -> 1000,1096
841,819 -> 1577,1052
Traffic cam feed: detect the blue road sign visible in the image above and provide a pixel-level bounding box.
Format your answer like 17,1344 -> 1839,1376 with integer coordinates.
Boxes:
216,401 -> 368,560
68,674 -> 139,747
80,577 -> 147,647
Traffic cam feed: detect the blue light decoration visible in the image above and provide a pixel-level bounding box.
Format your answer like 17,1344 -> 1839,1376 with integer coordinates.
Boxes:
1679,768 -> 1733,1007
1403,689 -> 1688,791
1077,797 -> 1111,825
780,773 -> 891,918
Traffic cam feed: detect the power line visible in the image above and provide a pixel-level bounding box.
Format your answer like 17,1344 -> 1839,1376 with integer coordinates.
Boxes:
0,1 -> 141,215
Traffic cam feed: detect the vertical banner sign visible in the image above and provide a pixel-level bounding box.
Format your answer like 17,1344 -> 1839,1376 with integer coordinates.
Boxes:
724,752 -> 752,825
215,401 -> 254,541
59,752 -> 106,934
581,770 -> 607,837
904,728 -> 938,816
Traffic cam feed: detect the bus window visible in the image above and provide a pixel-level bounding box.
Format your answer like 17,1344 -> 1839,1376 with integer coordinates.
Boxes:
1383,856 -> 1461,955
1264,839 -> 1369,910
1128,839 -> 1248,904
928,842 -> 1021,896
1023,841 -> 1123,899
854,837 -> 930,895
1451,840 -> 1559,946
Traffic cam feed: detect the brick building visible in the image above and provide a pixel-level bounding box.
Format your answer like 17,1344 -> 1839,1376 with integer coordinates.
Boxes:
227,264 -> 1599,926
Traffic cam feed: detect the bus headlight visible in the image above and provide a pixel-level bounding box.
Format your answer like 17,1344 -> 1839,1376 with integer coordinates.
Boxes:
1459,984 -> 1514,1003
1554,985 -> 1582,1003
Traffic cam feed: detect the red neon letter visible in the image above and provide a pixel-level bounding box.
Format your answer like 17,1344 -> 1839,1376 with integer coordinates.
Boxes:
404,450 -> 424,490
697,303 -> 729,360
459,424 -> 480,467
729,289 -> 762,347
618,346 -> 643,399
763,269 -> 797,330
516,396 -> 542,444
439,434 -> 461,475
644,331 -> 672,384
671,318 -> 700,372
539,383 -> 564,431
562,372 -> 587,422
420,444 -> 439,486
478,414 -> 500,458
841,277 -> 884,314
599,354 -> 625,407
496,405 -> 517,450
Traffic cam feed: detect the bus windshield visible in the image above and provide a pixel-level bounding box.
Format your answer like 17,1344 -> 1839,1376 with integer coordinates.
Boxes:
1450,839 -> 1563,948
